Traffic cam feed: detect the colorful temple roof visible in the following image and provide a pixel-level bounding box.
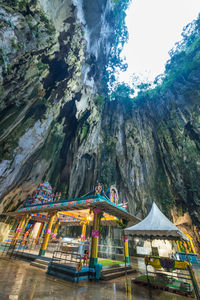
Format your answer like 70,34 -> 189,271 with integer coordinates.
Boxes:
24,182 -> 61,206
8,195 -> 139,223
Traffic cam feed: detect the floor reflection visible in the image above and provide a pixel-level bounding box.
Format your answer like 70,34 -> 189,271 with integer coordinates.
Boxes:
0,258 -> 197,300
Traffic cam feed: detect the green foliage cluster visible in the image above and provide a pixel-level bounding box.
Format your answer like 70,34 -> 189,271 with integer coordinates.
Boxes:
80,124 -> 89,141
106,13 -> 200,108
18,0 -> 27,10
27,21 -> 39,38
109,0 -> 130,65
110,82 -> 134,102
11,39 -> 23,51
4,0 -> 27,10
111,0 -> 120,5
37,62 -> 47,72
27,10 -> 55,38
40,11 -> 56,35
134,13 -> 200,99
104,0 -> 131,93
11,39 -> 18,49
94,95 -> 105,108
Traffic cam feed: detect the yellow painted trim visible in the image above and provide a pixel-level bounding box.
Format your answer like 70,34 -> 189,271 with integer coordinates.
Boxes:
184,232 -> 196,254
81,223 -> 87,241
11,214 -> 28,245
91,212 -> 99,259
124,241 -> 129,257
40,223 -> 46,239
40,212 -> 56,252
176,241 -> 181,252
59,211 -> 86,220
22,216 -> 30,232
52,220 -> 60,236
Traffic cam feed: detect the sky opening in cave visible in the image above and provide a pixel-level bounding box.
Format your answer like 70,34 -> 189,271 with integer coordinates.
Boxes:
119,0 -> 200,85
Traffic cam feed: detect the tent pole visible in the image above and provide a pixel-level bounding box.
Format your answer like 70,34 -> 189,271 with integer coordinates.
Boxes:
123,230 -> 128,292
150,237 -> 153,255
146,261 -> 150,286
182,241 -> 200,300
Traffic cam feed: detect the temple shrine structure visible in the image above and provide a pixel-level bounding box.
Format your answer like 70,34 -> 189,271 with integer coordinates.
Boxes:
3,182 -> 139,281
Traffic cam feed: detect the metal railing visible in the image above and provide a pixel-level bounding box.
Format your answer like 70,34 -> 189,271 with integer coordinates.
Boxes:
145,256 -> 198,296
1,238 -> 91,259
98,243 -> 124,260
51,250 -> 82,265
1,236 -> 126,263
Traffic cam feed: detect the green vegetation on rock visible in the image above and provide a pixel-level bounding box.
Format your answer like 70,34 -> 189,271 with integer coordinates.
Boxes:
80,124 -> 89,142
94,95 -> 105,109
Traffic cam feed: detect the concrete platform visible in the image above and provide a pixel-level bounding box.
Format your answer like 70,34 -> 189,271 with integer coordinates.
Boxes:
47,262 -> 95,282
0,258 -> 190,300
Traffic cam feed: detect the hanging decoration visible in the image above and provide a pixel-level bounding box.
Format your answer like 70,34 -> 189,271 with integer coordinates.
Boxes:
144,256 -> 190,270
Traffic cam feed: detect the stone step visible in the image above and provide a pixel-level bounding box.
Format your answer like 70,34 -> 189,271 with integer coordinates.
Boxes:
31,262 -> 48,270
33,259 -> 50,265
101,268 -> 136,281
30,258 -> 50,269
101,266 -> 132,275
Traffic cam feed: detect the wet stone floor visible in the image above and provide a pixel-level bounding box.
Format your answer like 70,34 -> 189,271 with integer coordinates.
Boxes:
0,258 -> 193,300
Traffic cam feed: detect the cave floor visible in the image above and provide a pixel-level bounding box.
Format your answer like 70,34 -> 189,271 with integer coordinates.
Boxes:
0,258 -> 194,300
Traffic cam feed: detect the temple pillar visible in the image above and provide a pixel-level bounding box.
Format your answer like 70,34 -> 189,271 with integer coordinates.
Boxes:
123,235 -> 130,264
40,222 -> 46,238
52,219 -> 60,238
35,223 -> 43,243
38,222 -> 46,244
81,222 -> 87,241
39,212 -> 56,256
89,207 -> 101,267
10,218 -> 17,231
23,215 -> 31,233
28,223 -> 35,239
11,214 -> 28,247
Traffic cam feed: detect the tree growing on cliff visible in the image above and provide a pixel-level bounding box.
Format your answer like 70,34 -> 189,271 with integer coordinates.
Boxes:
110,82 -> 134,101
103,0 -> 131,95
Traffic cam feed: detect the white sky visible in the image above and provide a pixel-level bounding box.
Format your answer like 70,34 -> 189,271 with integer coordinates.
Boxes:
119,0 -> 200,84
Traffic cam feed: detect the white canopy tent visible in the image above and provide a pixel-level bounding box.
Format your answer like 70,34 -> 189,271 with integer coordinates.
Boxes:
125,202 -> 188,241
125,203 -> 200,299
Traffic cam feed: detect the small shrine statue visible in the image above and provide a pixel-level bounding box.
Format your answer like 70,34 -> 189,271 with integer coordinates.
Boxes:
95,183 -> 103,195
107,185 -> 119,204
53,192 -> 61,202
84,182 -> 105,197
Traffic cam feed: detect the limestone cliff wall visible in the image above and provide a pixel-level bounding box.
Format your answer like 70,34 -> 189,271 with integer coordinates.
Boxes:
0,0 -> 113,212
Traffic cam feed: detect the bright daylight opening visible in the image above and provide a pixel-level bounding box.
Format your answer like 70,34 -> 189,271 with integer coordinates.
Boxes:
119,0 -> 200,86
